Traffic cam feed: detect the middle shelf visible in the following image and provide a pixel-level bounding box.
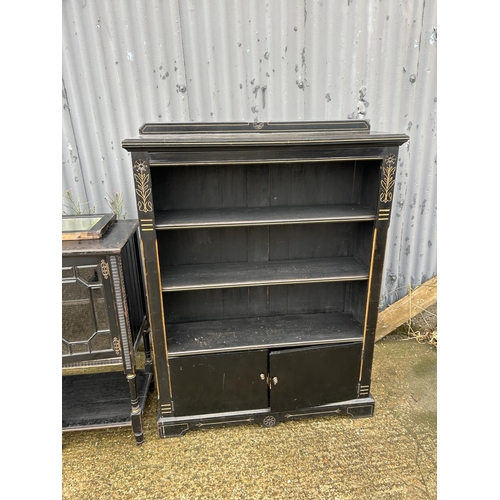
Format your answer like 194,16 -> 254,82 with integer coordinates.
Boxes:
157,220 -> 375,291
155,204 -> 376,229
161,256 -> 369,291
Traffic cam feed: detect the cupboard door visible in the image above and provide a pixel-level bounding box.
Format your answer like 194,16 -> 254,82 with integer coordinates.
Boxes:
169,350 -> 269,416
269,343 -> 362,412
62,257 -> 118,363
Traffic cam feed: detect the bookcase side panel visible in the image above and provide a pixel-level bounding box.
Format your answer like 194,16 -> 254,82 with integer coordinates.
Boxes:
358,147 -> 400,395
130,152 -> 174,417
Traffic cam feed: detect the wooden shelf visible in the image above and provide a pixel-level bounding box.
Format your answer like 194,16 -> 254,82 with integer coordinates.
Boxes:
155,204 -> 376,229
62,370 -> 152,431
167,312 -> 363,356
161,257 -> 369,291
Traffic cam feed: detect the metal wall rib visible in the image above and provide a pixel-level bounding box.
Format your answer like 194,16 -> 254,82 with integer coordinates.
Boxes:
62,0 -> 437,307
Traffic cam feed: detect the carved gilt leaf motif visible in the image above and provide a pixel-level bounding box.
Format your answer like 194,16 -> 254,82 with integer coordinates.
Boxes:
380,154 -> 397,203
134,160 -> 153,213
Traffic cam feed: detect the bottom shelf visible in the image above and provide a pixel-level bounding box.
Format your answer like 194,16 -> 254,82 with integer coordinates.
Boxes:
62,369 -> 152,431
166,312 -> 364,356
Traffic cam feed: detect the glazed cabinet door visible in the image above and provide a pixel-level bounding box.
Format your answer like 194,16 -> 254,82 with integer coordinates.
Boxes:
169,350 -> 269,416
269,343 -> 363,412
62,256 -> 119,364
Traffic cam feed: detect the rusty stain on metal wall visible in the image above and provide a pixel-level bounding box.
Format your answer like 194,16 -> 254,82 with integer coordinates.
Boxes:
62,0 -> 437,307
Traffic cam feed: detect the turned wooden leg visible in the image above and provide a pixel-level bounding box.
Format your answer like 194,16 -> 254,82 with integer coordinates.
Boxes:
143,327 -> 153,377
127,373 -> 144,445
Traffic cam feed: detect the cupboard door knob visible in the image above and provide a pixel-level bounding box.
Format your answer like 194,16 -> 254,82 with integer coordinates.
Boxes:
260,373 -> 266,380
272,376 -> 278,385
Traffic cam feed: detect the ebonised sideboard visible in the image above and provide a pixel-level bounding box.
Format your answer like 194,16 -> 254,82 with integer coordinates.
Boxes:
122,121 -> 408,438
62,219 -> 153,444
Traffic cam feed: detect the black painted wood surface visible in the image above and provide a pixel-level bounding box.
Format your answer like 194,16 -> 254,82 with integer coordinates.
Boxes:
155,204 -> 376,229
160,257 -> 368,291
269,342 -> 363,411
169,350 -> 269,416
62,219 -> 139,256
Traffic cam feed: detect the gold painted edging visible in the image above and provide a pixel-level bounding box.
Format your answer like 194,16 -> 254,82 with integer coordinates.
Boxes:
358,227 -> 377,385
155,238 -> 173,399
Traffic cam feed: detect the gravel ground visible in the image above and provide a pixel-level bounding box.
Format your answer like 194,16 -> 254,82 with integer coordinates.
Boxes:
62,334 -> 437,499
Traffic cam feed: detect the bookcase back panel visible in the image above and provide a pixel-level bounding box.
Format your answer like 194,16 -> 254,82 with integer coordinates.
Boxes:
353,221 -> 376,268
157,222 -> 373,266
345,281 -> 369,325
359,161 -> 382,210
150,161 -> 381,211
163,282 -> 354,324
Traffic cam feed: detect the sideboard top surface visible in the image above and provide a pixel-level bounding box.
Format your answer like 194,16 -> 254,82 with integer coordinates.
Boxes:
122,120 -> 409,150
62,219 -> 139,257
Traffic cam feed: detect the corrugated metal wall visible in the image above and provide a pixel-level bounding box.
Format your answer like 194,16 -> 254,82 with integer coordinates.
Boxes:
62,0 -> 437,307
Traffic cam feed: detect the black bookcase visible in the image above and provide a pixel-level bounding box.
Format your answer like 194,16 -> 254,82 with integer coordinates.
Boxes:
122,121 -> 408,438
